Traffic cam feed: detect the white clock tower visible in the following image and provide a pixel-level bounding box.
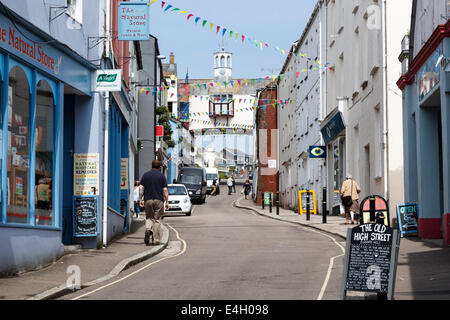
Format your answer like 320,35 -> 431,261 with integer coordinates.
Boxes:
214,48 -> 232,83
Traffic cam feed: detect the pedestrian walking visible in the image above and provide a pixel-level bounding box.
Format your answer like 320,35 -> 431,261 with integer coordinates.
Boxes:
231,174 -> 236,193
243,180 -> 251,200
211,178 -> 217,196
340,174 -> 361,225
133,181 -> 141,218
227,176 -> 233,195
139,160 -> 169,246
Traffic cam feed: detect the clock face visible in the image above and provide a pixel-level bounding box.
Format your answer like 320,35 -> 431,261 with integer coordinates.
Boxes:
219,69 -> 226,75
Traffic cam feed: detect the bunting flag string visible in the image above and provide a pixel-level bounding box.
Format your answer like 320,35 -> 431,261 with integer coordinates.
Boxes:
138,64 -> 325,96
147,0 -> 334,69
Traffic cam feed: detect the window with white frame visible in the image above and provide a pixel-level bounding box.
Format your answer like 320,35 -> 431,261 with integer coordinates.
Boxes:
66,0 -> 83,24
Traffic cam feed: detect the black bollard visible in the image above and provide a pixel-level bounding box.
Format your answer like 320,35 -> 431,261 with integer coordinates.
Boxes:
276,192 -> 280,216
322,187 -> 327,224
306,190 -> 310,221
269,194 -> 273,213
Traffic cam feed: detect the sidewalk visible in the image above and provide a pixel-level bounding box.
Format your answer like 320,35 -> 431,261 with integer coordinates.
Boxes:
235,197 -> 354,239
0,217 -> 169,300
235,197 -> 450,300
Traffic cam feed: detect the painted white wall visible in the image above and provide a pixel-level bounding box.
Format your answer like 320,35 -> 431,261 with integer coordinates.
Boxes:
323,0 -> 410,218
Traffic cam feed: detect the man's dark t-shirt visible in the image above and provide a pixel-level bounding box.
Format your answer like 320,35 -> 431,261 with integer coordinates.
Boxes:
140,169 -> 168,201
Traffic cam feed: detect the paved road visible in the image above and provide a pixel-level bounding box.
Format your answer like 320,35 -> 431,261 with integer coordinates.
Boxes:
62,192 -> 346,300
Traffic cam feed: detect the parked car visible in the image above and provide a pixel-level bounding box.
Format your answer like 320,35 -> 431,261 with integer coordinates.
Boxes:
205,167 -> 220,195
164,184 -> 192,216
176,167 -> 207,204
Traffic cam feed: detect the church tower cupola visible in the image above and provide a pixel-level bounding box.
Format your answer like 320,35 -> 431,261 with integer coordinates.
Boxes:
214,47 -> 232,83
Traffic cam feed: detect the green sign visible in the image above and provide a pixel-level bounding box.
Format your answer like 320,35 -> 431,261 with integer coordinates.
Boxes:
93,69 -> 122,92
264,192 -> 273,205
97,74 -> 118,82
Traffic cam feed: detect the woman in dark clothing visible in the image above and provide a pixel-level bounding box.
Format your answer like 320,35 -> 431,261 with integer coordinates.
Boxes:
243,180 -> 251,200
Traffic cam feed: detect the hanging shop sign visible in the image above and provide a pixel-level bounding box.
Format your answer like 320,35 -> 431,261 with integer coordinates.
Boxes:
396,203 -> 418,237
309,146 -> 326,159
74,153 -> 100,196
320,111 -> 345,145
118,2 -> 150,41
341,223 -> 400,300
93,69 -> 122,92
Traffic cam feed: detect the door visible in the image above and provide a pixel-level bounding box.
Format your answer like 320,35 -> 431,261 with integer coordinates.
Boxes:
62,95 -> 74,245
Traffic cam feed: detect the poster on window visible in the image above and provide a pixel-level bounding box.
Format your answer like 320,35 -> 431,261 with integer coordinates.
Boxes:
120,158 -> 128,190
74,153 -> 100,196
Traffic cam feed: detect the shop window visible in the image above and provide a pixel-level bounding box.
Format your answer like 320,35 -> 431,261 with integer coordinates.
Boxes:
7,67 -> 30,224
35,80 -> 54,226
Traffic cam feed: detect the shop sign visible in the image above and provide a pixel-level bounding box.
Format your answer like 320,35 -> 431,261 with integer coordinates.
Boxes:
74,153 -> 100,196
93,69 -> 122,92
320,112 -> 345,145
298,190 -> 317,215
418,47 -> 441,101
0,13 -> 93,95
342,223 -> 400,300
263,192 -> 273,205
73,196 -> 99,237
396,203 -> 418,237
156,125 -> 164,137
118,2 -> 150,41
120,158 -> 128,190
309,146 -> 326,159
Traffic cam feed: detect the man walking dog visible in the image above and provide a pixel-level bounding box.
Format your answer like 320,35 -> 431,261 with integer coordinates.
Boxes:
139,160 -> 169,246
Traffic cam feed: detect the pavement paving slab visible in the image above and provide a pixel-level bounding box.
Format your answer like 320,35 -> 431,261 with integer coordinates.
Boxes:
0,217 -> 169,300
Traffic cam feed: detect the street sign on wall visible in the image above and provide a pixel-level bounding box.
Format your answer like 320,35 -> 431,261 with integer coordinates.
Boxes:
118,2 -> 150,41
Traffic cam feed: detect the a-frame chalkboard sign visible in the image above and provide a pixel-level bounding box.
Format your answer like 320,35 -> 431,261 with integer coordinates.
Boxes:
341,223 -> 401,300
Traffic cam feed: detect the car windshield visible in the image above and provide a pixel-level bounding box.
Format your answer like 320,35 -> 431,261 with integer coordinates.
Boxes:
206,174 -> 218,180
168,186 -> 187,195
180,175 -> 202,185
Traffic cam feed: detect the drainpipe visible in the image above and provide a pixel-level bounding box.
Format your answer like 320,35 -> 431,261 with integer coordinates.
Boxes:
102,0 -> 111,247
381,0 -> 389,204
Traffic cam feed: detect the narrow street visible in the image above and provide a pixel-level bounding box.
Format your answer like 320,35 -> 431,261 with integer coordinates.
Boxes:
62,190 -> 345,300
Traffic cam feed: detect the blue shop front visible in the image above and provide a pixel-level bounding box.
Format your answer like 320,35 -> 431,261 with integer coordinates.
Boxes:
398,22 -> 450,240
0,10 -> 98,275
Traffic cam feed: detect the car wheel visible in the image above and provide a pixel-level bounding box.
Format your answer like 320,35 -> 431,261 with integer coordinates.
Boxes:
186,210 -> 191,216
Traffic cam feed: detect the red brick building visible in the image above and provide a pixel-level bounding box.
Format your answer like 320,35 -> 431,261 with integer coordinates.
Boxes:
255,83 -> 279,205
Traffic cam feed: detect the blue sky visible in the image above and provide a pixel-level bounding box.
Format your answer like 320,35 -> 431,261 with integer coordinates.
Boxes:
149,0 -> 318,79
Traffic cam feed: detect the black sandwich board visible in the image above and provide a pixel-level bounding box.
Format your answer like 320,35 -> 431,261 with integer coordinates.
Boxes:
73,196 -> 99,237
342,223 -> 400,300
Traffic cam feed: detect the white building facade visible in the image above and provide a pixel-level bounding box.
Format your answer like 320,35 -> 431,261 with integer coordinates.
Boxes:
295,1 -> 327,213
278,45 -> 299,210
321,0 -> 411,219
